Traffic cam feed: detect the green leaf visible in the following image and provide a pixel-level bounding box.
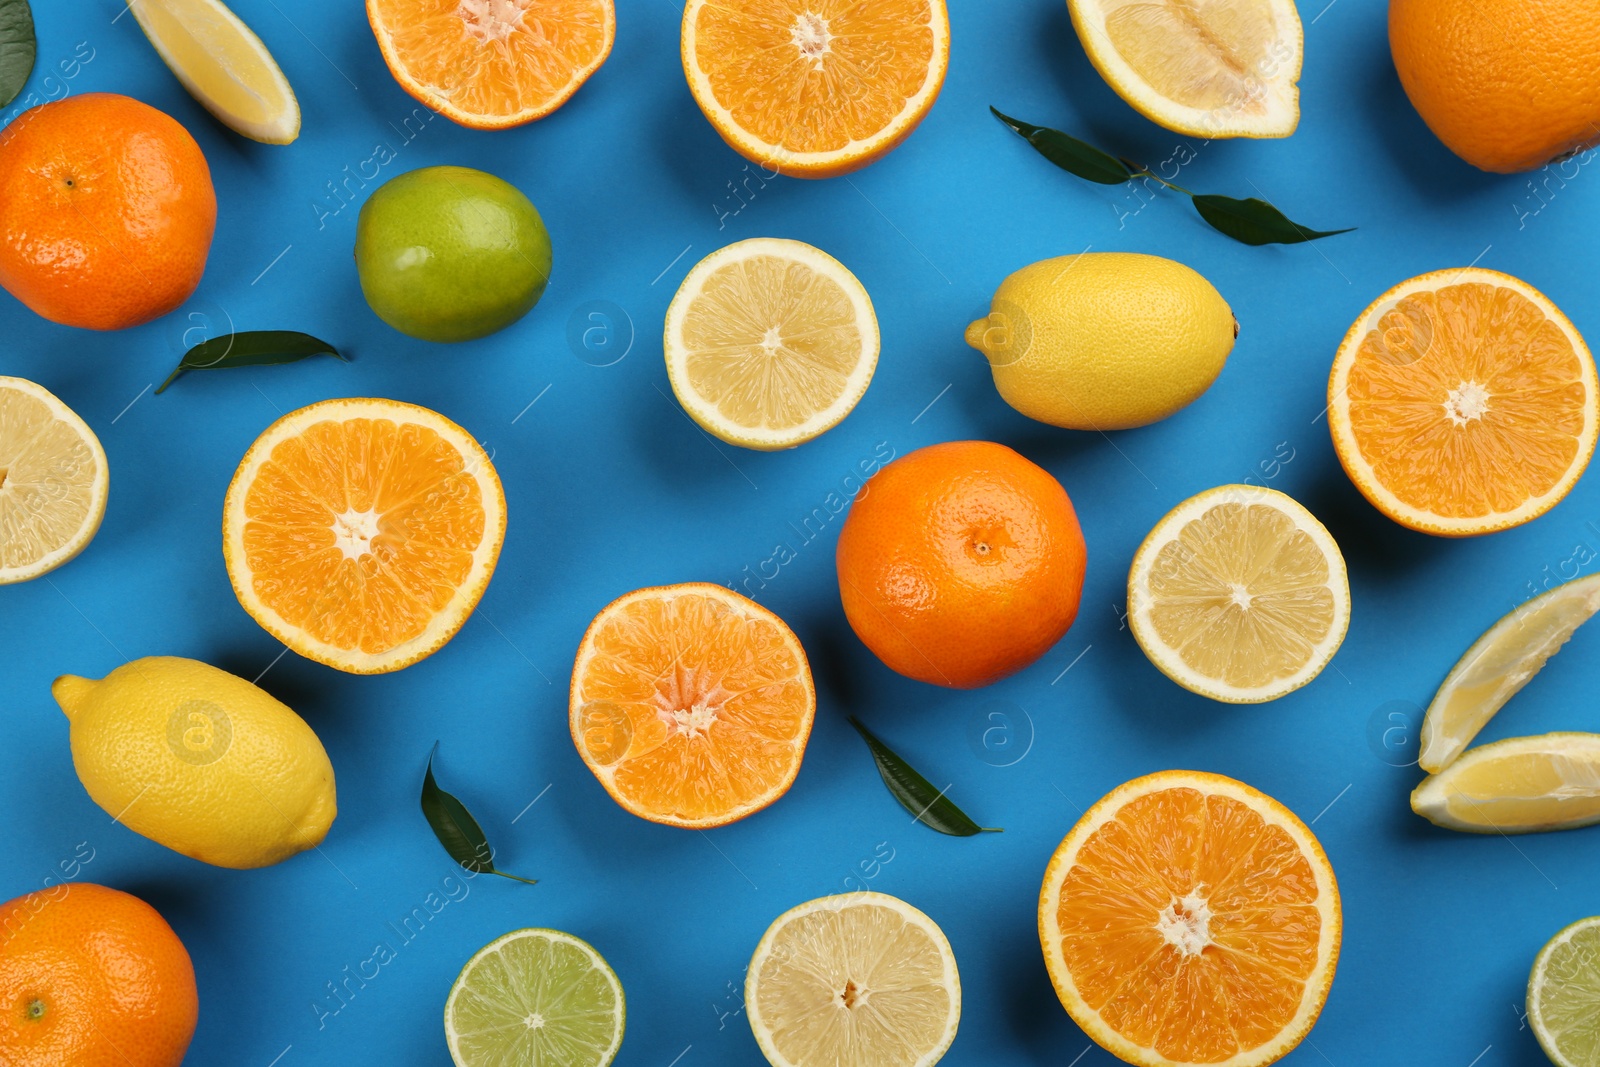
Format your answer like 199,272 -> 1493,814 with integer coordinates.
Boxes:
990,106 -> 1134,186
0,0 -> 35,109
420,744 -> 537,886
155,331 -> 344,394
1190,194 -> 1354,246
849,717 -> 1000,837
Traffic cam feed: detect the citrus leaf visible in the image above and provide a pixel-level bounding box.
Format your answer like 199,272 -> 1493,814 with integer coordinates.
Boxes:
990,106 -> 1134,186
0,0 -> 35,109
849,717 -> 1001,837
421,744 -> 537,885
1190,194 -> 1354,246
156,331 -> 344,394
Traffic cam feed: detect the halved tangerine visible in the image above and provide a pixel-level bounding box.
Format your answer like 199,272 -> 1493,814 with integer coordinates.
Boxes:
223,398 -> 505,674
1040,771 -> 1340,1067
570,583 -> 816,828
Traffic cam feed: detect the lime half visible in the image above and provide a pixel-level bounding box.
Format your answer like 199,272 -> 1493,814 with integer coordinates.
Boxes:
1530,916 -> 1600,1066
445,928 -> 624,1067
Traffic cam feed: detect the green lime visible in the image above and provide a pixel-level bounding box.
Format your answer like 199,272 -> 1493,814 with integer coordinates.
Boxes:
444,928 -> 624,1067
355,165 -> 551,343
1529,916 -> 1600,1066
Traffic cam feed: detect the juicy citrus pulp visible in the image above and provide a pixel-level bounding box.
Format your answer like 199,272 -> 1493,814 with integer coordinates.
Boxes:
746,892 -> 960,1067
130,0 -> 301,144
223,398 -> 506,674
1420,574 -> 1600,773
367,0 -> 614,128
1067,0 -> 1302,138
1412,732 -> 1600,834
1530,915 -> 1600,1067
1329,268 -> 1599,536
1041,771 -> 1340,1067
1128,484 -> 1350,703
682,0 -> 950,177
665,239 -> 878,450
570,584 -> 815,827
445,929 -> 624,1067
0,378 -> 108,584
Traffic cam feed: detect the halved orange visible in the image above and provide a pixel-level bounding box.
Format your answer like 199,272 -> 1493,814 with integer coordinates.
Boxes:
223,398 -> 506,675
570,583 -> 816,828
1041,771 -> 1340,1067
681,0 -> 950,179
367,0 -> 615,129
1329,268 -> 1599,536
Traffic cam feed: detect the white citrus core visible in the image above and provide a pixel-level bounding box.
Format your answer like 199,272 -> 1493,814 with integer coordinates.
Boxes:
1444,380 -> 1491,424
456,0 -> 530,45
1156,891 -> 1214,956
791,13 -> 833,65
332,509 -> 381,559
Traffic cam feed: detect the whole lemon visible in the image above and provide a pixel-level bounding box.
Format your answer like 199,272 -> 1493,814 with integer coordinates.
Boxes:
52,656 -> 336,869
966,253 -> 1236,431
355,165 -> 551,343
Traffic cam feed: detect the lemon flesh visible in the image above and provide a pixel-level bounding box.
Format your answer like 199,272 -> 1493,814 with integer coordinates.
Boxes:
746,892 -> 960,1067
445,929 -> 624,1067
1420,574 -> 1600,773
1067,0 -> 1302,138
130,0 -> 300,144
966,253 -> 1235,431
0,378 -> 108,584
665,238 -> 879,451
1412,733 -> 1600,834
52,656 -> 336,868
1530,916 -> 1600,1067
1128,484 -> 1350,703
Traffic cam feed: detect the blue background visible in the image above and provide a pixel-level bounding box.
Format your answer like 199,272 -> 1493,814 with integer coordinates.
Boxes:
3,1 -> 1599,1064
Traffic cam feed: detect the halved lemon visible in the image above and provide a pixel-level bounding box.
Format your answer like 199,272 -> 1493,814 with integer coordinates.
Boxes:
223,398 -> 505,674
664,238 -> 879,451
1529,916 -> 1600,1067
1067,0 -> 1303,138
1128,484 -> 1350,704
1412,732 -> 1600,834
130,0 -> 301,144
570,583 -> 816,828
682,0 -> 950,178
0,378 -> 108,584
1042,771 -> 1340,1067
368,0 -> 615,129
1420,574 -> 1600,773
746,891 -> 960,1067
1329,268 -> 1599,536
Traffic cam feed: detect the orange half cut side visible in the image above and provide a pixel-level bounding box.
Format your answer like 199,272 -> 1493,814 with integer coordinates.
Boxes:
570,583 -> 816,828
223,398 -> 506,674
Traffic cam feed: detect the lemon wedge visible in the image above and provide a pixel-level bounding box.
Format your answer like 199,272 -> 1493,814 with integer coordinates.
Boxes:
1419,574 -> 1600,773
1067,0 -> 1303,138
0,378 -> 109,585
664,238 -> 879,451
130,0 -> 300,144
1413,733 -> 1600,834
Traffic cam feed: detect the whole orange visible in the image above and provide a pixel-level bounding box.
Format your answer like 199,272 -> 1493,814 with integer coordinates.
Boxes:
0,93 -> 216,330
0,882 -> 198,1067
1389,0 -> 1600,173
836,440 -> 1086,689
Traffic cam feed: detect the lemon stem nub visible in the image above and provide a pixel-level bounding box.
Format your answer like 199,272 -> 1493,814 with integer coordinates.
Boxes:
51,675 -> 94,718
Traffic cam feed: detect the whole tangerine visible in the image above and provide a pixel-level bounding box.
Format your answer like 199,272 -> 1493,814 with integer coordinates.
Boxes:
836,440 -> 1086,689
1389,0 -> 1600,173
0,93 -> 216,330
0,882 -> 198,1067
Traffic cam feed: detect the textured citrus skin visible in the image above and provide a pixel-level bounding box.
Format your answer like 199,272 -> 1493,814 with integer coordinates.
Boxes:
0,94 -> 215,330
1389,0 -> 1600,173
836,441 -> 1086,689
0,883 -> 198,1067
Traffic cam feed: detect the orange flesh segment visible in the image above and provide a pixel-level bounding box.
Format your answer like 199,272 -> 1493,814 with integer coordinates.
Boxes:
1347,281 -> 1588,519
370,0 -> 612,120
241,418 -> 486,655
1055,787 -> 1322,1063
576,591 -> 811,823
692,0 -> 938,155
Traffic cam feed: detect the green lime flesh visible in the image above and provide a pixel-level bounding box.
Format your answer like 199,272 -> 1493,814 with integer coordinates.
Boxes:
445,928 -> 624,1067
355,165 -> 551,344
1530,916 -> 1600,1066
